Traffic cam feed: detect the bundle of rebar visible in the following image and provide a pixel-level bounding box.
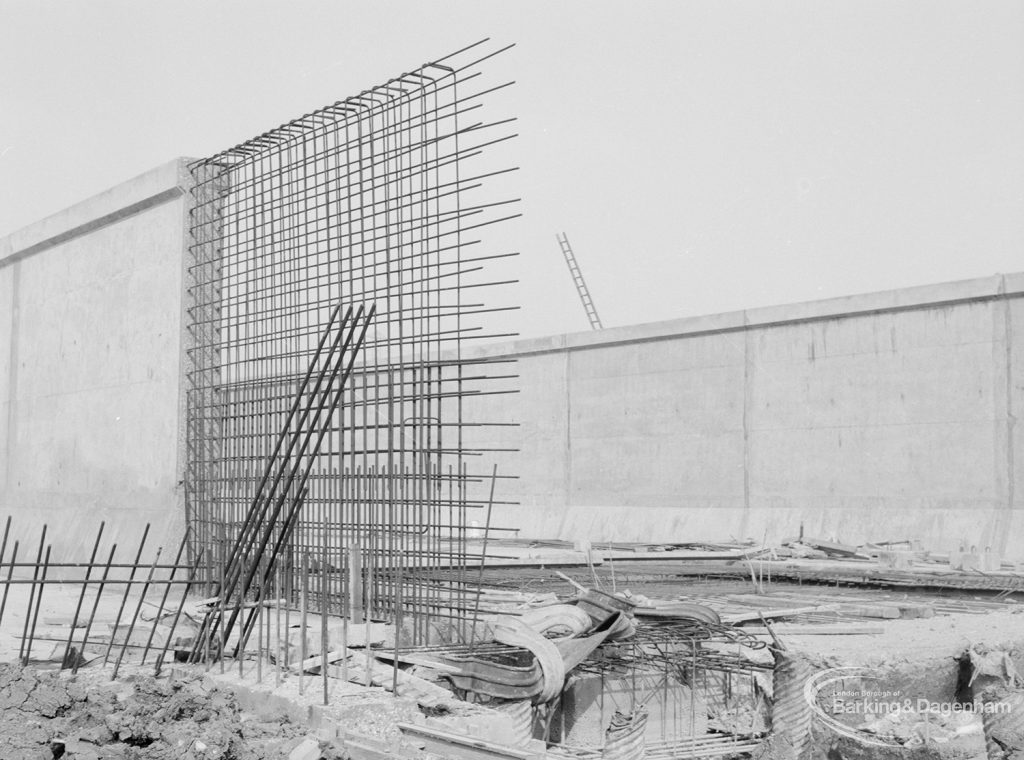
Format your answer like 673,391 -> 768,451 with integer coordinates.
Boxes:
190,302 -> 374,662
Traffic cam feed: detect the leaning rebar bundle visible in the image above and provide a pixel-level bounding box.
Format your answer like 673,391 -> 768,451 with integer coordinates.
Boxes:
190,303 -> 375,662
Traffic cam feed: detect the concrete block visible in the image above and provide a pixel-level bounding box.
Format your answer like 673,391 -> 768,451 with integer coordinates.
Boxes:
315,726 -> 339,741
424,709 -> 520,747
343,739 -> 394,760
950,549 -> 982,571
288,737 -> 322,760
981,548 -> 1002,572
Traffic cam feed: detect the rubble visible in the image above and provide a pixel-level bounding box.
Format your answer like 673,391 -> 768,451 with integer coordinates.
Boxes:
0,663 -> 320,759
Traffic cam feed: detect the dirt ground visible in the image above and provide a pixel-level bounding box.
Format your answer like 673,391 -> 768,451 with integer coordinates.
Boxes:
0,662 -> 339,760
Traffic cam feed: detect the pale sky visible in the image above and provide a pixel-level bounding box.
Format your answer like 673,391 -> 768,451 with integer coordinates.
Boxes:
2,1 -> 1022,339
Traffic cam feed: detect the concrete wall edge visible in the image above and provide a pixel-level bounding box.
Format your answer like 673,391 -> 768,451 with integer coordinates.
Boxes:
0,157 -> 197,268
468,273 -> 1024,361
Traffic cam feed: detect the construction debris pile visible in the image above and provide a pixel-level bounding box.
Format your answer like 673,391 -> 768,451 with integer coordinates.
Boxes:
0,546 -> 772,759
4,515 -> 1024,759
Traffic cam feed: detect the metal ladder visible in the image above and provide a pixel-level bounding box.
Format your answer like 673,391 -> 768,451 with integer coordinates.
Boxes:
556,232 -> 603,330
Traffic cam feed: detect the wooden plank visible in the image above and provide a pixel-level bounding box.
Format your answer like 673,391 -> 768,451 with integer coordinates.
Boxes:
720,593 -> 904,619
752,590 -> 931,619
722,605 -> 840,624
799,537 -> 871,559
602,548 -> 772,562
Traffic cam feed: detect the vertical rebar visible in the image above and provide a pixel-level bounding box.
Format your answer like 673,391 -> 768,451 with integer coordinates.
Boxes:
74,543 -> 117,675
103,524 -> 149,667
0,515 -> 10,577
468,464 -> 498,650
218,526 -> 226,672
300,551 -> 308,695
141,533 -> 188,665
321,519 -> 329,705
62,522 -> 105,669
112,546 -> 163,679
19,524 -> 47,662
0,541 -> 19,634
153,549 -> 204,677
23,545 -> 51,665
0,516 -> 13,634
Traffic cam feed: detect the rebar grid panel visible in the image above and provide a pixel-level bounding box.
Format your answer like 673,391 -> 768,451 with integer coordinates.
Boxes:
185,40 -> 519,645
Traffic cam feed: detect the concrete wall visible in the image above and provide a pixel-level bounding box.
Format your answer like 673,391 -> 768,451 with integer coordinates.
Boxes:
4,157 -> 1023,563
0,159 -> 193,560
469,275 -> 1024,559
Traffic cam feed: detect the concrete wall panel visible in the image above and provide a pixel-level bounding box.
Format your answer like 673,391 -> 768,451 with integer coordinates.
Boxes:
748,304 -> 1000,514
473,276 -> 1024,558
0,160 -> 190,559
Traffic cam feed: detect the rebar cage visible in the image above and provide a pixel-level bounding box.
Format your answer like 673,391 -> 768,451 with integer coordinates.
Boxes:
185,41 -> 519,644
